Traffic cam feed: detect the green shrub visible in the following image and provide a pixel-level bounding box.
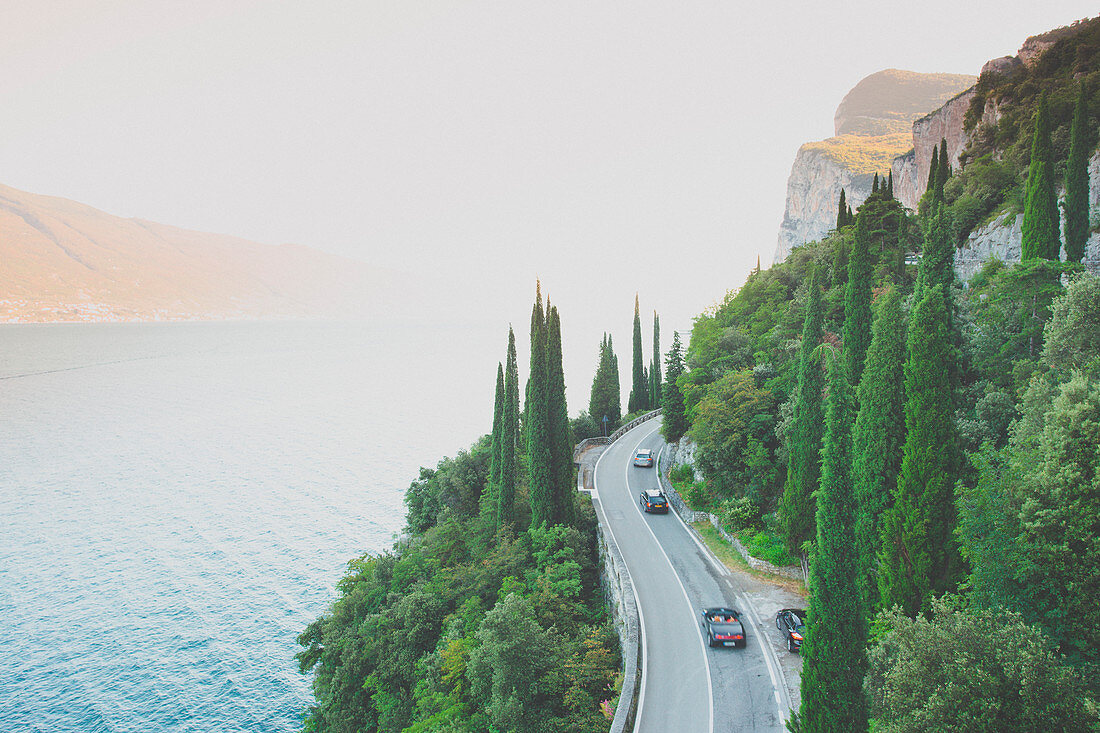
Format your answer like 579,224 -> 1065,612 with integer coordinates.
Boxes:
741,529 -> 797,567
669,463 -> 695,483
721,497 -> 761,531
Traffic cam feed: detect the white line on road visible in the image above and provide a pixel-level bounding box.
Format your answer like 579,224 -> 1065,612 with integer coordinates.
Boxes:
656,444 -> 792,724
627,425 -> 715,733
592,438 -> 647,729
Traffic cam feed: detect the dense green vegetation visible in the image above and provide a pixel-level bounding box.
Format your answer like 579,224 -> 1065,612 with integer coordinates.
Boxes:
669,27 -> 1100,724
951,16 -> 1100,243
298,288 -> 619,733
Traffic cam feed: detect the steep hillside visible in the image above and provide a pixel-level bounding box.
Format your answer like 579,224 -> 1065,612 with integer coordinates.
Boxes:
0,183 -> 400,322
775,70 -> 975,262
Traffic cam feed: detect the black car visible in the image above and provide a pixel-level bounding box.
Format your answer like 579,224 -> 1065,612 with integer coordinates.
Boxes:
700,607 -> 746,648
639,489 -> 669,513
776,608 -> 806,652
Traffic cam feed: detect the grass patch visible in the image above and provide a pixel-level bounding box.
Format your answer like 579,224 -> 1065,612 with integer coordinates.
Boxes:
693,521 -> 807,597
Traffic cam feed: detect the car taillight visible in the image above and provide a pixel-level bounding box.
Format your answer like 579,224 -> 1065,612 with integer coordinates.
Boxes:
734,635 -> 742,639
791,633 -> 803,641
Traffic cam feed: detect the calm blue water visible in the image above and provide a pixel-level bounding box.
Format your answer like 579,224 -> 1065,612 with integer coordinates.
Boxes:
0,321 -> 496,732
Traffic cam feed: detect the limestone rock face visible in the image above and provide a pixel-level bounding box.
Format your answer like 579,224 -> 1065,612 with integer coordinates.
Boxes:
953,148 -> 1100,280
956,213 -> 1024,280
774,70 -> 974,263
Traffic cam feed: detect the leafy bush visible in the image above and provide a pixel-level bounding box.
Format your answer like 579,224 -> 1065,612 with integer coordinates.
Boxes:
721,497 -> 761,532
740,529 -> 797,567
669,463 -> 695,483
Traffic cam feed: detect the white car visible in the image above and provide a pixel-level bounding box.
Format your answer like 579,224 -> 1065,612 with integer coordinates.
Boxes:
633,449 -> 654,467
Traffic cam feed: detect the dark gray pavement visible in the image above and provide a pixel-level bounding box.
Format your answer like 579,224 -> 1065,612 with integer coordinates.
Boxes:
593,420 -> 791,733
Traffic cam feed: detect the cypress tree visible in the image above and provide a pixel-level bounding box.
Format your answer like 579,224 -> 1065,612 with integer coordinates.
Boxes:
935,137 -> 949,202
629,295 -> 647,413
649,312 -> 661,408
546,304 -> 574,526
589,334 -> 621,433
526,284 -> 553,527
1063,84 -> 1090,263
497,328 -> 520,529
915,201 -> 954,300
799,352 -> 869,733
872,173 -> 880,195
878,285 -> 962,615
846,204 -> 853,223
609,335 -> 621,423
780,267 -> 826,555
886,170 -> 894,199
661,331 -> 689,442
1022,92 -> 1061,261
926,144 -> 939,197
844,205 -> 874,383
837,189 -> 848,230
488,361 -> 505,502
852,286 -> 907,613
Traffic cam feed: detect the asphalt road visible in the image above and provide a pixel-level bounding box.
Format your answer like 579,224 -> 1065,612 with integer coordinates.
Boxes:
593,420 -> 790,733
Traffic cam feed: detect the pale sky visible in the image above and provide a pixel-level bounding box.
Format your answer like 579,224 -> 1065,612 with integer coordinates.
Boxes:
2,1 -> 1097,399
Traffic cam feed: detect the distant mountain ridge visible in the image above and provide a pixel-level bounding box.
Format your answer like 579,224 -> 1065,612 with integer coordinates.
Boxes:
774,69 -> 976,262
0,183 -> 399,322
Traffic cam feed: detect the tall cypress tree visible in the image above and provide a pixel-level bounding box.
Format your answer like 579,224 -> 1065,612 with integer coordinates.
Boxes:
1064,84 -> 1090,263
649,312 -> 661,408
926,144 -> 939,196
935,137 -> 949,202
1022,92 -> 1061,261
915,201 -> 954,301
852,286 -> 907,613
488,361 -> 505,503
844,206 -> 874,384
837,189 -> 848,230
546,304 -> 574,526
781,267 -> 826,555
526,285 -> 553,527
878,285 -> 962,615
799,352 -> 868,733
661,331 -> 689,442
886,170 -> 894,199
628,295 -> 647,413
497,328 -> 520,529
589,334 -> 621,433
872,173 -> 880,195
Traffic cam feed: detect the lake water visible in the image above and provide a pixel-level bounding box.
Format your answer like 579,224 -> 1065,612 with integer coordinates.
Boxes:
0,321 -> 499,732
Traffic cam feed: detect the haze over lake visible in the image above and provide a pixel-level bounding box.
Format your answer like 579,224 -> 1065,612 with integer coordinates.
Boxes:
0,321 -> 499,732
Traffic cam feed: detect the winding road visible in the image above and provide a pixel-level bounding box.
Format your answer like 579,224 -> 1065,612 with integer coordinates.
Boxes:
593,419 -> 792,733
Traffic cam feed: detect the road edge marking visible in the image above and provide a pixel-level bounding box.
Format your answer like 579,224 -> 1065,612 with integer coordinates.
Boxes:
627,424 -> 715,733
592,437 -> 648,730
656,443 -> 793,724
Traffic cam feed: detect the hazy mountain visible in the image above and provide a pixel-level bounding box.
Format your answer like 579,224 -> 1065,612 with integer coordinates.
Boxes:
0,183 -> 405,322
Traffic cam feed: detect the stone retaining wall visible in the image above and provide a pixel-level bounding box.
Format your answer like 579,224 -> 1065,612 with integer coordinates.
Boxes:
656,445 -> 805,583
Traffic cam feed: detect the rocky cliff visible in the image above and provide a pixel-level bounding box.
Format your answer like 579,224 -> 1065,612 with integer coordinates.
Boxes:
0,183 -> 404,322
892,21 -> 1089,211
775,70 -> 975,262
955,150 -> 1100,279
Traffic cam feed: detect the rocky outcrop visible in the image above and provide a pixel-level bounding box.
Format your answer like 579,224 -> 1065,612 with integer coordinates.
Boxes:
775,70 -> 974,262
776,147 -> 879,263
893,89 -> 976,210
953,148 -> 1100,280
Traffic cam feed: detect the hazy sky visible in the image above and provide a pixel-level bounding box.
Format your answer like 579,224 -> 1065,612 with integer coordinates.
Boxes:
2,1 -> 1097,398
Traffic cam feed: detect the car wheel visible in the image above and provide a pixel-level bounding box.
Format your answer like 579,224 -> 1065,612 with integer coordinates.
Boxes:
776,617 -> 783,629
787,637 -> 795,652
708,634 -> 718,648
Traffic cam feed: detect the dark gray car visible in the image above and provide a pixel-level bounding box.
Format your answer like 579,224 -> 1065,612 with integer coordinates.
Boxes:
700,607 -> 746,648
